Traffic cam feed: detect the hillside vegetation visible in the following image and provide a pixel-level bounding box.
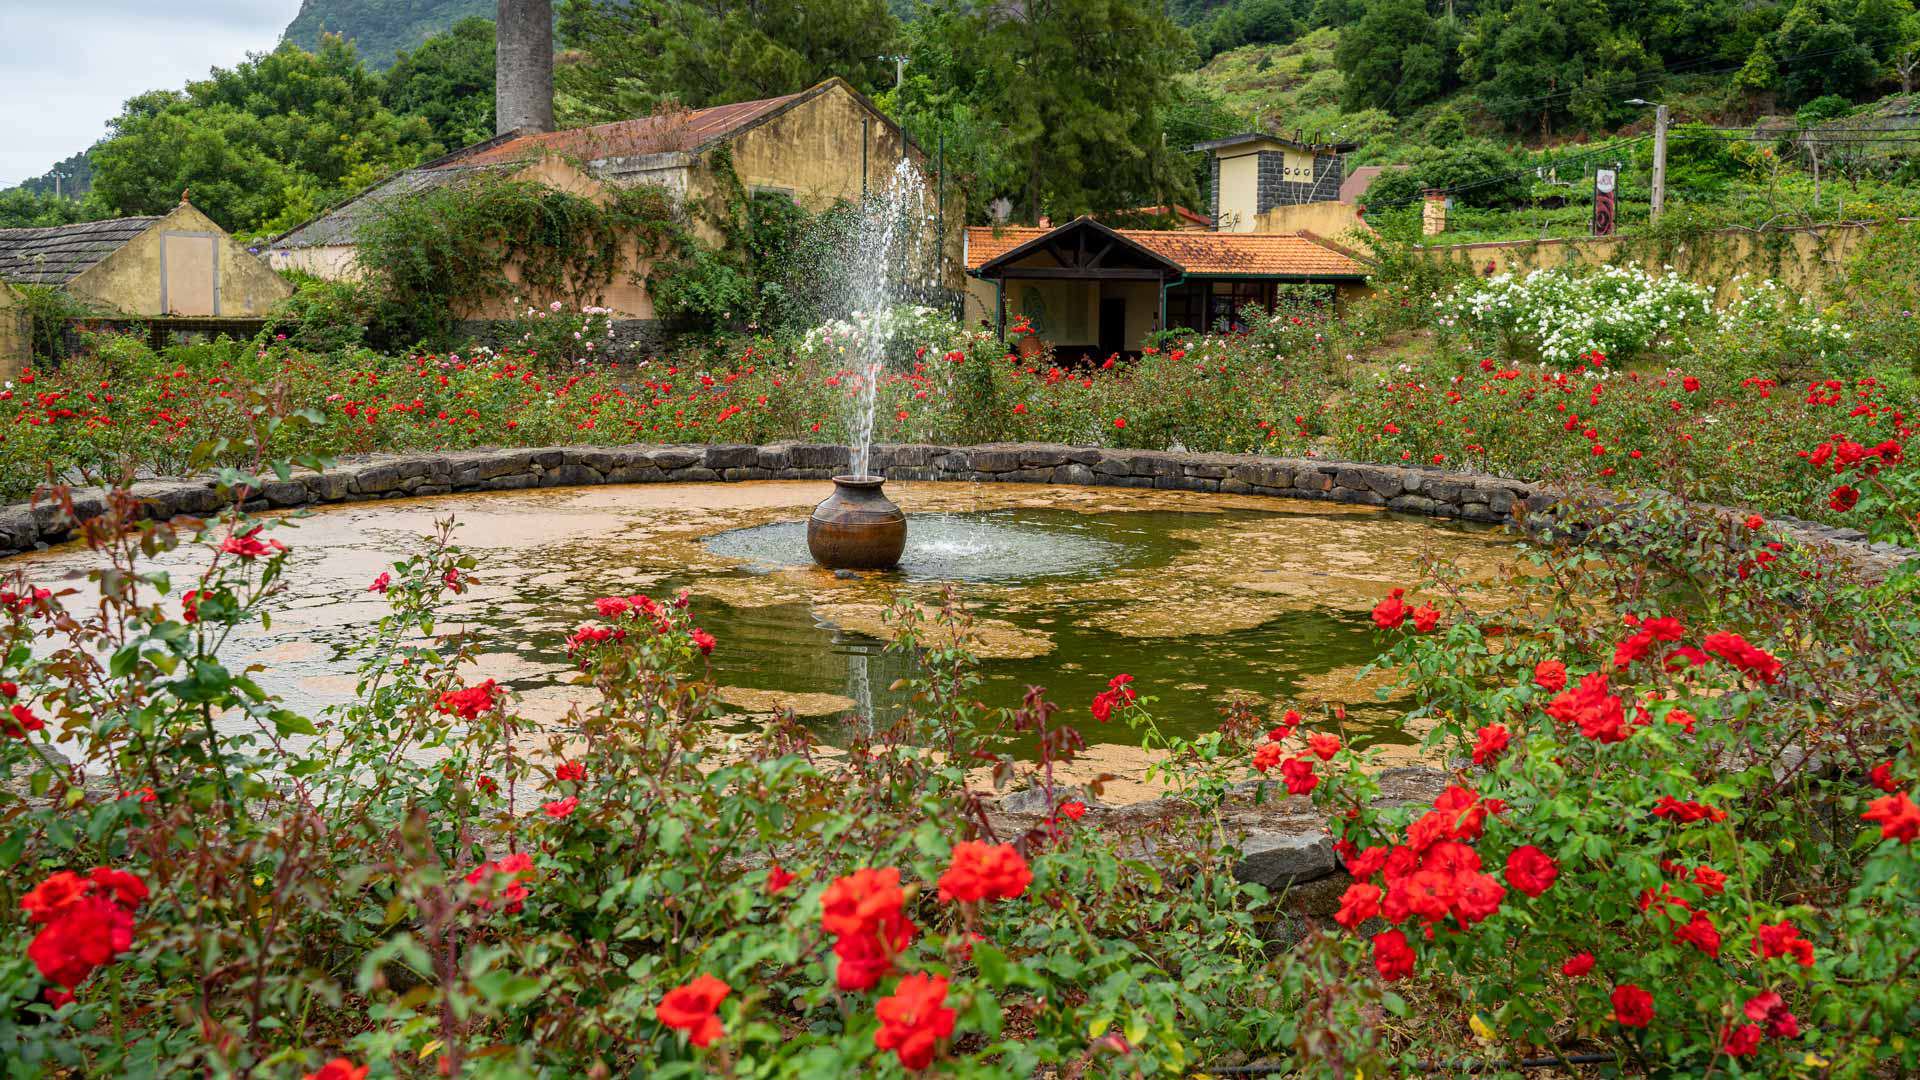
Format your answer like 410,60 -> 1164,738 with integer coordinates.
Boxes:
281,0 -> 492,69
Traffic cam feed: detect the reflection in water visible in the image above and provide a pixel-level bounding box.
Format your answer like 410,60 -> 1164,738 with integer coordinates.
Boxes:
8,481 -> 1521,757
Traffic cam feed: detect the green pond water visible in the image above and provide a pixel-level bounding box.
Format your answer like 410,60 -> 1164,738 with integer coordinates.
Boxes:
13,482 -> 1518,758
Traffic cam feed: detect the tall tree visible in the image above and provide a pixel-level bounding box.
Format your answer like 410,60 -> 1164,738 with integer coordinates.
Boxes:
937,0 -> 1198,222
383,16 -> 498,146
554,0 -> 899,123
88,37 -> 435,235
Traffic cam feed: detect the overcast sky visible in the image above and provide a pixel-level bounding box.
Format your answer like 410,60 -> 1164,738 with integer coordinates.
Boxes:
0,0 -> 304,188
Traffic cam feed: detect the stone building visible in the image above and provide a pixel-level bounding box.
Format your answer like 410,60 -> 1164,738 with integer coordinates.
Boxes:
0,200 -> 290,379
1197,133 -> 1359,233
270,78 -> 963,340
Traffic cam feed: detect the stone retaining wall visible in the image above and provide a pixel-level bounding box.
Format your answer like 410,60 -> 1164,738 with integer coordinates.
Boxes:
0,442 -> 1904,573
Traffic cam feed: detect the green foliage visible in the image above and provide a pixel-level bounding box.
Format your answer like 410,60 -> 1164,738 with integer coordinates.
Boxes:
280,0 -> 493,70
9,150 -> 93,200
352,174 -> 683,349
933,0 -> 1200,222
381,16 -> 497,147
10,285 -> 95,363
261,273 -> 375,354
555,0 -> 900,124
0,190 -> 87,230
87,38 -> 437,236
1359,140 -> 1529,211
1333,0 -> 1460,114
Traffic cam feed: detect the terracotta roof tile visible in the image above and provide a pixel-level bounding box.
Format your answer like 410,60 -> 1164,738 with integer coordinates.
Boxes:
964,225 -> 1365,277
444,91 -> 806,168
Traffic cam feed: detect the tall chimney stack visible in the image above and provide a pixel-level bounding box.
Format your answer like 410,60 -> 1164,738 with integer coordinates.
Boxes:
496,0 -> 555,136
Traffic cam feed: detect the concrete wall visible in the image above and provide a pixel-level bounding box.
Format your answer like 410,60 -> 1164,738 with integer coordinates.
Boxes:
1415,219 -> 1911,302
715,82 -> 965,290
68,203 -> 290,317
1252,201 -> 1371,240
0,286 -> 27,383
1216,152 -> 1261,232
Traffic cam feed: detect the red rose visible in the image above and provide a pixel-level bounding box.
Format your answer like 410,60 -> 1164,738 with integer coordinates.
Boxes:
1371,929 -> 1416,980
1371,589 -> 1409,630
1279,756 -> 1318,796
656,973 -> 731,1047
1333,883 -> 1382,930
542,796 -> 579,819
1610,984 -> 1654,1027
1829,484 -> 1859,512
1561,952 -> 1595,977
1251,742 -> 1284,773
1701,631 -> 1783,684
765,863 -> 797,895
1744,991 -> 1800,1039
691,628 -> 716,655
437,679 -> 501,720
1721,1023 -> 1763,1057
1672,910 -> 1722,957
1471,724 -> 1509,765
555,761 -> 586,782
874,973 -> 957,1071
1308,732 -> 1342,761
1532,659 -> 1568,692
937,841 -> 1032,904
1869,762 -> 1898,792
1752,920 -> 1815,967
304,1061 -> 370,1080
1503,845 -> 1558,897
1411,604 -> 1440,633
1863,791 -> 1920,843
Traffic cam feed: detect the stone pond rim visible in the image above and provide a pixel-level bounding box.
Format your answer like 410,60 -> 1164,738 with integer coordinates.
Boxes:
0,441 -> 1906,578
806,474 -> 908,570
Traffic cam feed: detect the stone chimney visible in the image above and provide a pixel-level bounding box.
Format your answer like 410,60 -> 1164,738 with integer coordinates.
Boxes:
1421,188 -> 1448,237
495,0 -> 555,136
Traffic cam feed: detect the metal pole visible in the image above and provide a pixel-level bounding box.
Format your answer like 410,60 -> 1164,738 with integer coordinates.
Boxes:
862,118 -> 869,202
1650,103 -> 1668,224
936,132 -> 945,287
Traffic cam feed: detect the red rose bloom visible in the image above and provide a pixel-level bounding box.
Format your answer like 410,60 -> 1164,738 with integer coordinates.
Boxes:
1334,883 -> 1382,930
1471,724 -> 1509,765
1251,742 -> 1284,773
1722,1023 -> 1763,1057
1863,791 -> 1920,843
1307,732 -> 1342,761
1371,928 -> 1416,980
1611,984 -> 1654,1027
1752,920 -> 1815,967
656,973 -> 731,1047
691,628 -> 716,655
937,841 -> 1032,904
542,796 -> 578,819
874,973 -> 957,1071
555,761 -> 586,782
1504,845 -> 1558,897
304,1061 -> 370,1080
437,679 -> 500,720
1561,952 -> 1595,977
1411,605 -> 1440,633
1869,762 -> 1898,792
1701,631 -> 1783,684
1744,991 -> 1800,1039
1279,756 -> 1318,796
1533,659 -> 1568,692
1371,589 -> 1409,630
765,863 -> 797,894
1672,910 -> 1722,957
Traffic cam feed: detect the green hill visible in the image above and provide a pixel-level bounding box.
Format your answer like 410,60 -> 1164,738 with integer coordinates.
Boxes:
281,0 -> 492,69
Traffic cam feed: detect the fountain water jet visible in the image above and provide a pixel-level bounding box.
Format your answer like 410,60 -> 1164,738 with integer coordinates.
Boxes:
807,157 -> 937,570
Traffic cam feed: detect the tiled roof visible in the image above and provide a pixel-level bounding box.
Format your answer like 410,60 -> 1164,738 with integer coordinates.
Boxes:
0,216 -> 159,285
443,90 -> 808,168
965,224 -> 1366,277
274,165 -> 505,249
1339,165 -> 1404,204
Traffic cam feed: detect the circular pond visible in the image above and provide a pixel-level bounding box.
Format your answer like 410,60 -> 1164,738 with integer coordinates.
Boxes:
11,481 -> 1526,758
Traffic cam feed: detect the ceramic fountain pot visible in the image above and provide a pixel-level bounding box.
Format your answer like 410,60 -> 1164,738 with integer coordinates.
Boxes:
808,475 -> 907,570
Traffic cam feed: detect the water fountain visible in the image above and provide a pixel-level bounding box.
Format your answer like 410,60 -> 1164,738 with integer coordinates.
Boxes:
805,158 -> 935,571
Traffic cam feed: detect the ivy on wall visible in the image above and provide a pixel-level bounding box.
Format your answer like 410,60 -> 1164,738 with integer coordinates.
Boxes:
347,150 -> 848,350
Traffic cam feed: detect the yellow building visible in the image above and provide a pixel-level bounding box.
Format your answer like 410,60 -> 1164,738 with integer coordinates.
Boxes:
0,200 -> 291,379
1196,133 -> 1358,233
271,77 -> 962,333
963,217 -> 1368,357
